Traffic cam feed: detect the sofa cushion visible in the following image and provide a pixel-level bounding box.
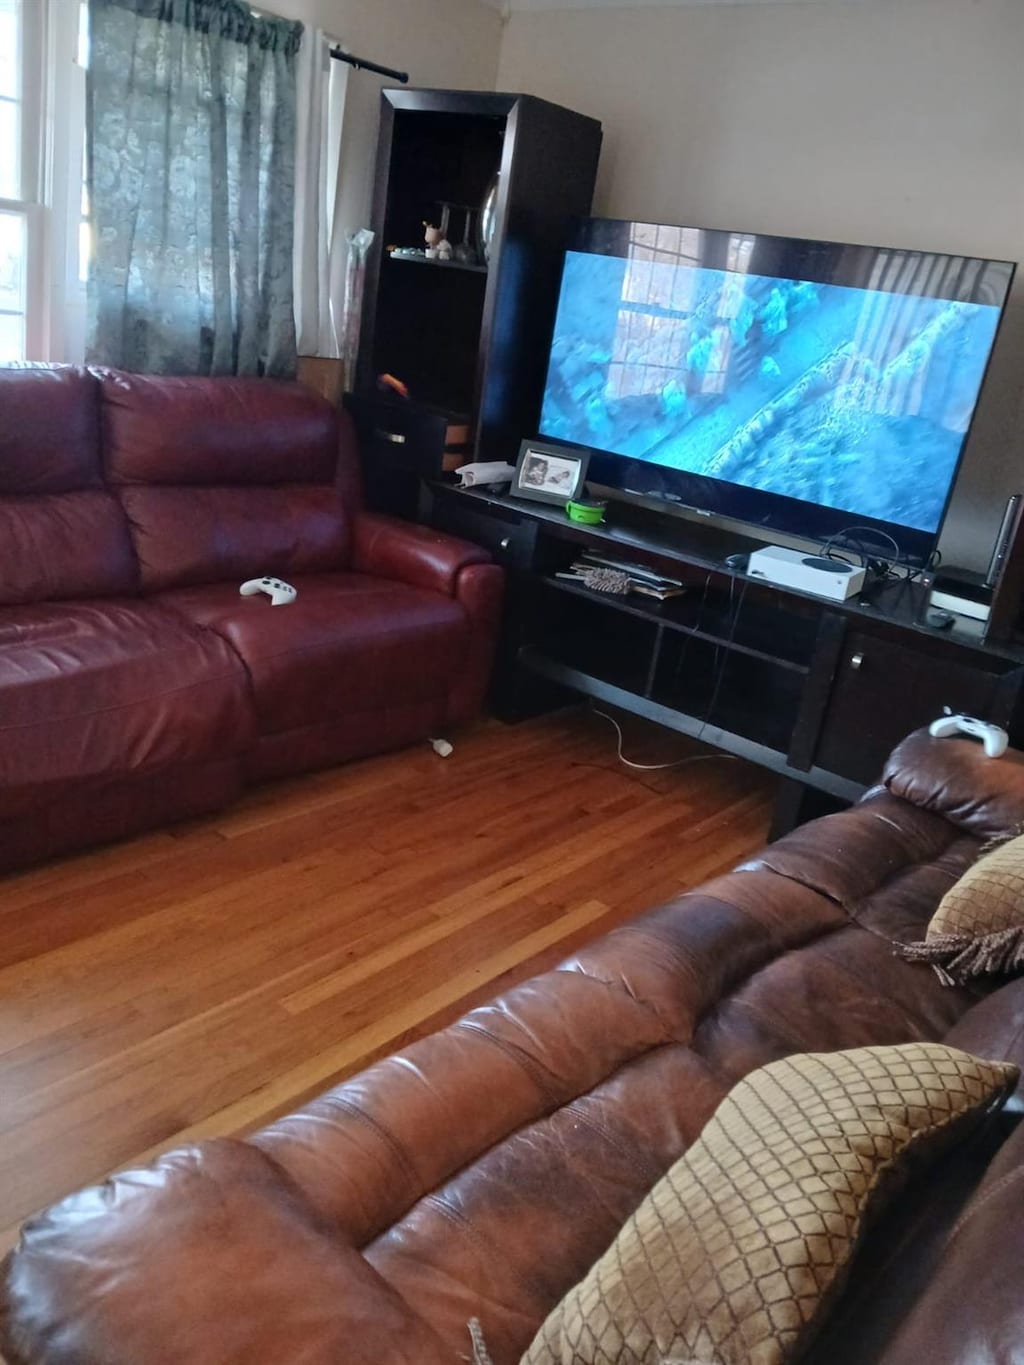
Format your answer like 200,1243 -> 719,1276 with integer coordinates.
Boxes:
159,573 -> 469,736
99,372 -> 351,590
0,599 -> 254,819
0,491 -> 140,607
899,832 -> 1024,984
523,1044 -> 1018,1365
117,485 -> 349,594
860,1113 -> 1024,1365
0,367 -> 138,604
100,372 -> 340,485
944,975 -> 1024,1113
0,366 -> 101,494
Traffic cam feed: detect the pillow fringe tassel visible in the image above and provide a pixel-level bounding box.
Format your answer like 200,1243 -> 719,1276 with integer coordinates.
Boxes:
896,926 -> 1024,985
468,1318 -> 494,1365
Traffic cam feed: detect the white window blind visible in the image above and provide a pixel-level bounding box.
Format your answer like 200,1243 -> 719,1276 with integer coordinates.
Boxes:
0,0 -> 33,361
0,0 -> 86,364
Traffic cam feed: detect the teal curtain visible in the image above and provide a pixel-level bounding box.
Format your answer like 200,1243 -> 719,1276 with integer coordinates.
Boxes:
86,0 -> 303,377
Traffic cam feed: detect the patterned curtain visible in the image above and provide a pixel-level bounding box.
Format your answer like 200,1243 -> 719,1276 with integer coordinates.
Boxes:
86,0 -> 303,377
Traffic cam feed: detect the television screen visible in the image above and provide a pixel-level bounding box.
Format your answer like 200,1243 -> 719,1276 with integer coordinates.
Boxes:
538,221 -> 1014,560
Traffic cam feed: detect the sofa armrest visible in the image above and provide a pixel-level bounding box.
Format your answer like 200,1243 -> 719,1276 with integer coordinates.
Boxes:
0,1140 -> 453,1365
883,727 -> 1024,841
352,512 -> 491,598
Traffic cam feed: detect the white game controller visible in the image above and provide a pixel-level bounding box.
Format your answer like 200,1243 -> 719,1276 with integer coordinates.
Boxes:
239,576 -> 297,607
928,713 -> 1009,758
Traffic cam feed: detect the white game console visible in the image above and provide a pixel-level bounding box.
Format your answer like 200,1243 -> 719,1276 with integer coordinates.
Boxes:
746,546 -> 867,602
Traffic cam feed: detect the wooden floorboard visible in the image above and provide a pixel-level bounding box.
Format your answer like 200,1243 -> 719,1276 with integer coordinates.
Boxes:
0,709 -> 775,1257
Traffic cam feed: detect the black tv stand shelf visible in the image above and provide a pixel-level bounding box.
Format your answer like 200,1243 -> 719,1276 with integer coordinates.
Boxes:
424,481 -> 1024,838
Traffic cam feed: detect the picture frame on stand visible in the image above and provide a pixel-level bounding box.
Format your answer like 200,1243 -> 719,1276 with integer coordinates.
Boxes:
512,440 -> 590,506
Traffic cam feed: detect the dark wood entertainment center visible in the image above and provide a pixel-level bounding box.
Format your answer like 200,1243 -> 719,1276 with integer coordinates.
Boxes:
345,86 -> 1024,837
424,481 -> 1024,837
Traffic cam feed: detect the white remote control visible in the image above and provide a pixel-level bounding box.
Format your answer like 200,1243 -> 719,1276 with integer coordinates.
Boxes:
928,713 -> 1009,758
239,576 -> 297,607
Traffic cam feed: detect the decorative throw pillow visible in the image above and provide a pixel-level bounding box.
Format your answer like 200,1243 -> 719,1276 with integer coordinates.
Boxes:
522,1044 -> 1017,1365
899,831 -> 1024,984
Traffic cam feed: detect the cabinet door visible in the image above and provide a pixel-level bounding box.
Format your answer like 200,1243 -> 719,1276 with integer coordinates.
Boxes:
814,632 -> 1020,786
345,393 -> 449,476
428,491 -> 538,571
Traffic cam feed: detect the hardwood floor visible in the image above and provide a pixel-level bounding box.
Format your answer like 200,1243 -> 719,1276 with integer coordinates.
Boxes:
0,709 -> 775,1258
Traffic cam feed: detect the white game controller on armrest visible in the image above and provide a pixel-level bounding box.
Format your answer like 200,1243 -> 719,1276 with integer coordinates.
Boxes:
928,712 -> 1009,758
239,576 -> 297,607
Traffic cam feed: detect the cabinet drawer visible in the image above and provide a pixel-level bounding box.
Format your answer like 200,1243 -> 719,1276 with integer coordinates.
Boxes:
345,393 -> 449,476
815,632 -> 1021,785
429,493 -> 538,570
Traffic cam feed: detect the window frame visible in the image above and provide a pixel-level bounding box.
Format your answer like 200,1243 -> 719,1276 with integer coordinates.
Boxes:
0,0 -> 86,363
0,0 -> 42,358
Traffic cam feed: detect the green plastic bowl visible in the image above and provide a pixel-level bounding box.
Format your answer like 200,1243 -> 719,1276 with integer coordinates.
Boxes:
566,498 -> 607,525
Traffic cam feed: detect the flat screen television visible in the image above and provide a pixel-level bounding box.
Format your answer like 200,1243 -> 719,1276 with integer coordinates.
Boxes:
537,219 -> 1014,565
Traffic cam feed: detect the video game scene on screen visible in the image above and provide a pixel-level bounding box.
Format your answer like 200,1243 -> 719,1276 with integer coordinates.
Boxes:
541,251 -> 1002,533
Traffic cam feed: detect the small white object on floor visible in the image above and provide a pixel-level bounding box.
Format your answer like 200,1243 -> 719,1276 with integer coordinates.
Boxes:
239,577 -> 297,606
430,738 -> 454,758
455,462 -> 517,489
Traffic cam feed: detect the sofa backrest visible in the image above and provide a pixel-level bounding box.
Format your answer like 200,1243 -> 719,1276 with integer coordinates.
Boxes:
804,974 -> 1024,1365
0,366 -> 138,604
99,372 -> 356,592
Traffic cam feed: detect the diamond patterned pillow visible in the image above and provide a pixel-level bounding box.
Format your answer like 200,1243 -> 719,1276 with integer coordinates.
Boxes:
521,1044 -> 1017,1365
899,831 -> 1024,984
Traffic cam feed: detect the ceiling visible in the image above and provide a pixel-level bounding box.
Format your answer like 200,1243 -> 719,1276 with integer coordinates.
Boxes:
480,0 -> 861,11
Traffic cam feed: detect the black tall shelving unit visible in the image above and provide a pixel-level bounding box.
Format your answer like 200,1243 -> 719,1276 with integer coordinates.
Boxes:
346,88 -> 602,513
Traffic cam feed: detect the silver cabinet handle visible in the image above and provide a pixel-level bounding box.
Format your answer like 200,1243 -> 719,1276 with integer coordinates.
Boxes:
499,536 -> 511,550
375,429 -> 407,445
850,652 -> 865,670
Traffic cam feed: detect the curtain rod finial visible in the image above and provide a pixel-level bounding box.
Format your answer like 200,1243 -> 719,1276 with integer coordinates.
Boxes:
328,45 -> 409,85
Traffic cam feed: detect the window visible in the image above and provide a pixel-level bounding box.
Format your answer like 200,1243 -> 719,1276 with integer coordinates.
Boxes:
0,0 -> 86,363
0,0 -> 30,360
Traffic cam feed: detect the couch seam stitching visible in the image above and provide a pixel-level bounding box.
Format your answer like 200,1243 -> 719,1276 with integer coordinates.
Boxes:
315,1093 -> 422,1196
562,1099 -> 665,1187
419,1192 -> 556,1304
453,1020 -> 565,1104
0,667 -> 245,732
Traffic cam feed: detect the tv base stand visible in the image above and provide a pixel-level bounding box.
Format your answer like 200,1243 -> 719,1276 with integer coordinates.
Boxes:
424,482 -> 1024,837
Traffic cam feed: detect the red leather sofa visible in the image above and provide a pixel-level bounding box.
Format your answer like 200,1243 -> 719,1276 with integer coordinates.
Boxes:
2,731 -> 1023,1364
0,366 -> 502,872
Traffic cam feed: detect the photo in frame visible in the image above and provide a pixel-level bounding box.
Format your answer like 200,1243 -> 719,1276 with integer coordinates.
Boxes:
512,440 -> 590,506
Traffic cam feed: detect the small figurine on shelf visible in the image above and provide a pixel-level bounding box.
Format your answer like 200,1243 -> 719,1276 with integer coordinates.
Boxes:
377,373 -> 410,400
423,220 -> 451,261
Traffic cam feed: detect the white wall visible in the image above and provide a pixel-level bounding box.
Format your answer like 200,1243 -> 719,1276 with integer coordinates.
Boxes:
274,0 -> 502,87
497,0 -> 1024,569
278,0 -> 504,328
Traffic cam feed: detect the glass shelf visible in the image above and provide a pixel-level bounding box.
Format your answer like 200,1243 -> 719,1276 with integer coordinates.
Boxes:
387,250 -> 488,276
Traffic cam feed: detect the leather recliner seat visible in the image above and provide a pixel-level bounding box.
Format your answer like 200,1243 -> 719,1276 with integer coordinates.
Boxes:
0,366 -> 503,870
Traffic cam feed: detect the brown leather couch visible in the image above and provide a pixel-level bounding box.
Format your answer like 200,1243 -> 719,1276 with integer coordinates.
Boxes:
0,366 -> 502,872
2,731 -> 1024,1364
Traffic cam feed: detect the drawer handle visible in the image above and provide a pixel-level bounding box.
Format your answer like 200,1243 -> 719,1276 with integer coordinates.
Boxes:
850,651 -> 865,671
499,537 -> 511,550
375,429 -> 407,445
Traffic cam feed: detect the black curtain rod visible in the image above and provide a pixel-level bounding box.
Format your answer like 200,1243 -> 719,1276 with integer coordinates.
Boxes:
329,45 -> 409,84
